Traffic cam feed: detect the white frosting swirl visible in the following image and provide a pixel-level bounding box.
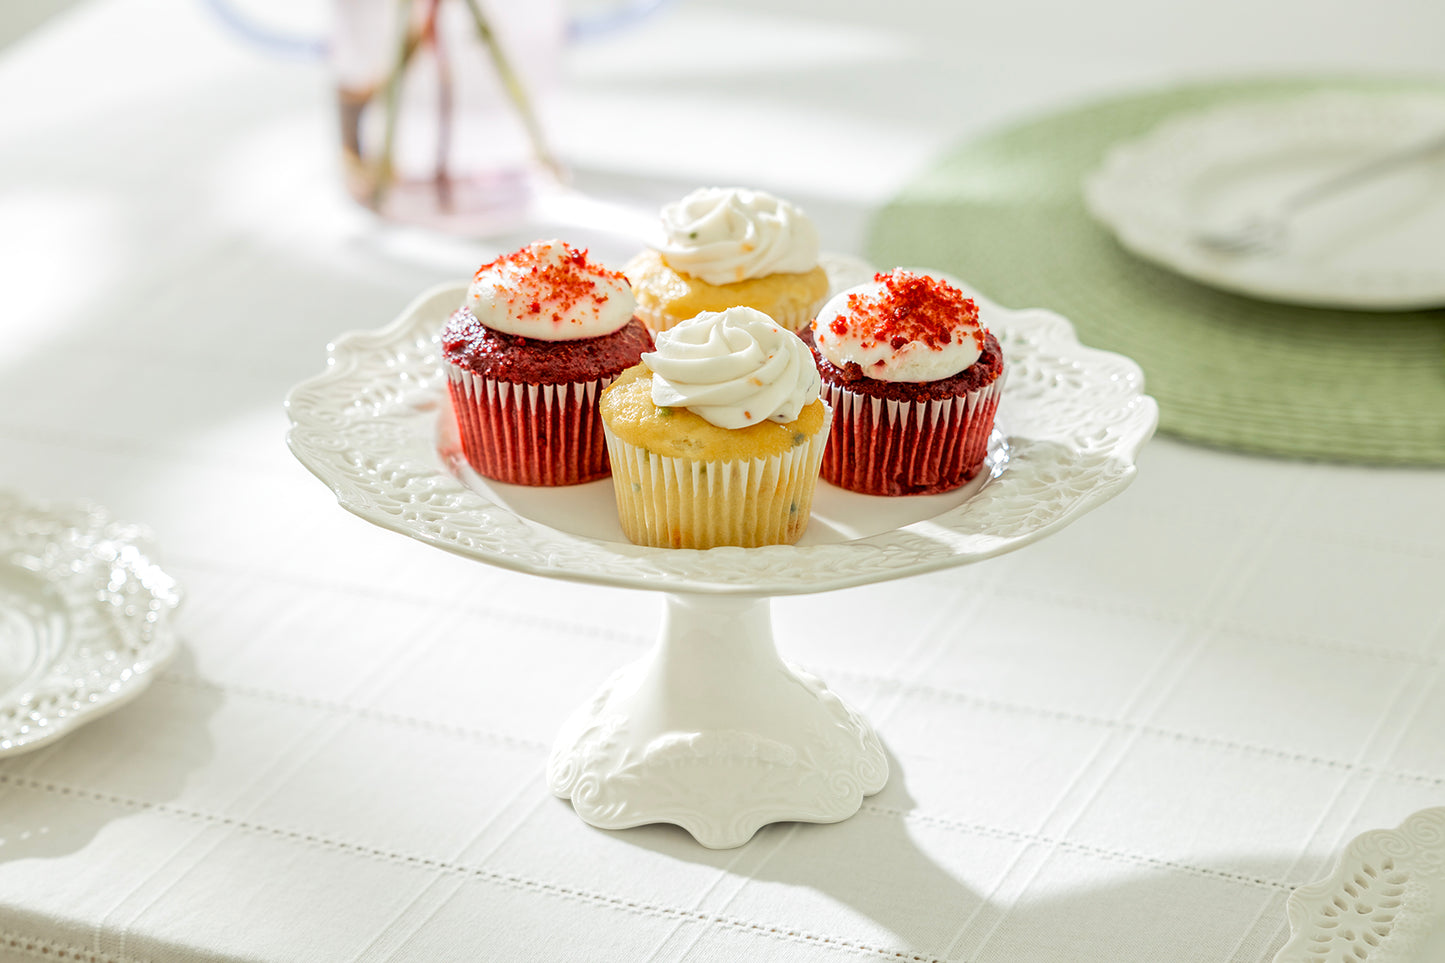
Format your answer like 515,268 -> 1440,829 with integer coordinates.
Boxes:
466,239 -> 636,341
643,307 -> 821,430
656,187 -> 820,285
812,272 -> 985,383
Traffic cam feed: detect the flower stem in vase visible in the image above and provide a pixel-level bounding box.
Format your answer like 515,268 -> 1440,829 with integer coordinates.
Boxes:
371,0 -> 421,209
338,0 -> 559,230
422,0 -> 455,211
459,0 -> 563,182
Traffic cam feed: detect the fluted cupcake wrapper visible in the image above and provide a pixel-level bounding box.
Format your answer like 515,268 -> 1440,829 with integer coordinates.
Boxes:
765,300 -> 824,334
447,367 -> 612,486
603,405 -> 832,549
820,379 -> 1002,496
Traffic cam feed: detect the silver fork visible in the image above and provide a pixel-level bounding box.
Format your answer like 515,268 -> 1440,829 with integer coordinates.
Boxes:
1193,127 -> 1445,257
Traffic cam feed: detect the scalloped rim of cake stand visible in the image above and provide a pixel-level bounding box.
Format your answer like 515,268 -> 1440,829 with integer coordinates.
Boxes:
283,254 -> 1158,597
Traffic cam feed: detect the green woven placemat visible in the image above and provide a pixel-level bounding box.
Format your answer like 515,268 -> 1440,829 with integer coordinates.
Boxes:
867,77 -> 1445,464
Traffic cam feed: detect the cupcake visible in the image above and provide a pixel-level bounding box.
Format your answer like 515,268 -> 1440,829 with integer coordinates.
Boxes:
807,269 -> 1004,496
600,307 -> 831,549
442,240 -> 654,486
624,187 -> 831,333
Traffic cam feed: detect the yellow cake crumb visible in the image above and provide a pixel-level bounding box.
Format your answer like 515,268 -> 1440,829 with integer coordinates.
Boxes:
623,250 -> 830,333
600,364 -> 827,462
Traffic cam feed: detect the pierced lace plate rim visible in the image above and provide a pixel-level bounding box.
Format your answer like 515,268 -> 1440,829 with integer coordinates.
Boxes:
0,491 -> 182,757
1274,806 -> 1445,963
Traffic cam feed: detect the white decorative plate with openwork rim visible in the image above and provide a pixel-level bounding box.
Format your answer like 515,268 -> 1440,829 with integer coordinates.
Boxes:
283,254 -> 1157,597
1084,91 -> 1445,309
0,491 -> 182,756
285,254 -> 1157,846
1275,807 -> 1445,963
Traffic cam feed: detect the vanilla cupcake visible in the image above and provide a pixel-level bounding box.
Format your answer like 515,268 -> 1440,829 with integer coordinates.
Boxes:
624,187 -> 831,333
443,240 -> 653,486
807,269 -> 1004,496
600,307 -> 831,548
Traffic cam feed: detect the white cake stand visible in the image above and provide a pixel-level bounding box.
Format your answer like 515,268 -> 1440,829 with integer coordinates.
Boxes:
284,255 -> 1158,848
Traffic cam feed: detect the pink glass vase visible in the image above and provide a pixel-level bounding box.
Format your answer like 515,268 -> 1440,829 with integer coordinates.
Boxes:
330,0 -> 565,234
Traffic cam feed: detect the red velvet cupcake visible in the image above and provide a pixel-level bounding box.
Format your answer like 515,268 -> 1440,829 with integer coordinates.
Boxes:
806,269 -> 1004,496
442,240 -> 654,486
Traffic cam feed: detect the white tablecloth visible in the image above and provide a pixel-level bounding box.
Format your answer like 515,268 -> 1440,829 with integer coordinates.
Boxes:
1,1 -> 1443,960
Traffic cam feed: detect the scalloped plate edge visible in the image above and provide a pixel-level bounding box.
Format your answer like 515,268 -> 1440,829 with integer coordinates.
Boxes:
1083,90 -> 1445,310
0,491 -> 183,757
1274,806 -> 1445,963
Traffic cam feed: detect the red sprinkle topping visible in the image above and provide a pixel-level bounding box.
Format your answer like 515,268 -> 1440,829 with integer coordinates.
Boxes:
836,270 -> 984,353
473,241 -> 626,324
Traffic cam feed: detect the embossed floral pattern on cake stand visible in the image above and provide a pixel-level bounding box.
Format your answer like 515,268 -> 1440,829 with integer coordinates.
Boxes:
547,594 -> 888,848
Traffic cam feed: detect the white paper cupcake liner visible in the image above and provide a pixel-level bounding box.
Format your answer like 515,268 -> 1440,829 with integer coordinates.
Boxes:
820,378 -> 1002,496
603,406 -> 832,548
447,366 -> 612,486
765,298 -> 826,333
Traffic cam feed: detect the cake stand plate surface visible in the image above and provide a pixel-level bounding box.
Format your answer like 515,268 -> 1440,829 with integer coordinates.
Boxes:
285,254 -> 1157,847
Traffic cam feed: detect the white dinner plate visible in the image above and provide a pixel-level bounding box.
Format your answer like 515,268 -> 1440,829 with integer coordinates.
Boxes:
0,492 -> 182,756
1275,807 -> 1445,963
1084,91 -> 1445,310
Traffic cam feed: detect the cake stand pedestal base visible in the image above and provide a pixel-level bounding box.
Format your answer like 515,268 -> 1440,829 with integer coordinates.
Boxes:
547,593 -> 889,848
